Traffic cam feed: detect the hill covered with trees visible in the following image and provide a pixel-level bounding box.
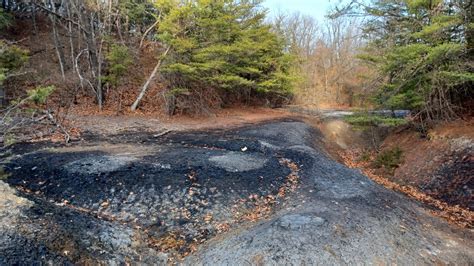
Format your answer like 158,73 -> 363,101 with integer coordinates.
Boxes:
0,0 -> 472,142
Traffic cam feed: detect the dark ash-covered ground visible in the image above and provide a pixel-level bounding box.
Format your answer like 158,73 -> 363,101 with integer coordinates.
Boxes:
1,119 -> 473,264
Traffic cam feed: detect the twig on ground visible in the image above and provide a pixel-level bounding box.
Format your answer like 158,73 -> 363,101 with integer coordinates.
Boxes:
153,129 -> 172,138
46,110 -> 70,143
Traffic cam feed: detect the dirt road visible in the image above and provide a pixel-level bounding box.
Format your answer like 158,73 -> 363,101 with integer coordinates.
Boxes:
1,119 -> 473,264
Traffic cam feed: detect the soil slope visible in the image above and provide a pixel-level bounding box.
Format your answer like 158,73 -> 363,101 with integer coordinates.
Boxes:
383,119 -> 473,210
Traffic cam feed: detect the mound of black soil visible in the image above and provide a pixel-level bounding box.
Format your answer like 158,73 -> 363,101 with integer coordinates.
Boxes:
1,120 -> 473,264
1,120 -> 304,262
423,149 -> 473,210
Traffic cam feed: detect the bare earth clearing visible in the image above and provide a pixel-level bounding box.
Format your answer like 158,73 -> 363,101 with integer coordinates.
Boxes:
1,110 -> 473,264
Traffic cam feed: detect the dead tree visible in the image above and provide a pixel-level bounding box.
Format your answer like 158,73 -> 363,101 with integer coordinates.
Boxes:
131,46 -> 171,111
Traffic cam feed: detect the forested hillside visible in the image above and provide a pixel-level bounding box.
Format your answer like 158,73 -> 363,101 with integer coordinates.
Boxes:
0,0 -> 472,140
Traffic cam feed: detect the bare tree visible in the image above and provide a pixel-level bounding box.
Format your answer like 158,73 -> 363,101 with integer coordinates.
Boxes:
272,12 -> 370,108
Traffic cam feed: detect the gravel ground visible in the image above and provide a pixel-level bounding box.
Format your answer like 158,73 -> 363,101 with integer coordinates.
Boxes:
1,119 -> 473,264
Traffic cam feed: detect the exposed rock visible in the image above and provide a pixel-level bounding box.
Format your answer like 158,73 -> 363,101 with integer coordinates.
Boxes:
64,155 -> 136,174
209,152 -> 268,172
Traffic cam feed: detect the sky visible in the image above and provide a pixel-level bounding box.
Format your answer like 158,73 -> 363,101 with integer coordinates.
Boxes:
261,0 -> 335,21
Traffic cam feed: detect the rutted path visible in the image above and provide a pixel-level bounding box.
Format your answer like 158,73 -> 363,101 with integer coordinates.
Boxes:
1,119 -> 473,264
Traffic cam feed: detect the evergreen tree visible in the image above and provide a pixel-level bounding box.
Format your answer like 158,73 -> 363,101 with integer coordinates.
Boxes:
0,8 -> 28,85
0,7 -> 10,29
155,0 -> 295,112
342,0 -> 473,121
103,44 -> 133,88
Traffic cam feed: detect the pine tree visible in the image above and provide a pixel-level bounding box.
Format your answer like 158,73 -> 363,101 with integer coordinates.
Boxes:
346,0 -> 473,121
0,7 -> 10,29
0,8 -> 28,85
155,0 -> 295,112
103,44 -> 133,88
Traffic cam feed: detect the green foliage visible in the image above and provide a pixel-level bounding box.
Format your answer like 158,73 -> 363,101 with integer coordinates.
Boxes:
104,44 -> 132,87
374,147 -> 404,172
0,41 -> 28,71
0,8 -> 11,29
2,134 -> 16,147
0,41 -> 29,85
0,42 -> 28,70
356,0 -> 473,121
27,86 -> 55,104
119,0 -> 155,29
405,0 -> 442,12
0,166 -> 11,180
358,150 -> 372,162
166,87 -> 190,96
156,0 -> 295,106
344,113 -> 408,128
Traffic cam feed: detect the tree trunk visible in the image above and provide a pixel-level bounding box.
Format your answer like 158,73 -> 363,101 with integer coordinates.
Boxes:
79,10 -> 102,109
50,15 -> 66,81
93,13 -> 103,110
0,86 -> 5,107
66,1 -> 75,70
140,19 -> 159,49
31,0 -> 38,36
131,46 -> 171,111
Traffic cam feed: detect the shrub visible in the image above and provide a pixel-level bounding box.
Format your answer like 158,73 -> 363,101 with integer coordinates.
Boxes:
374,147 -> 403,172
0,41 -> 29,85
0,8 -> 11,30
344,113 -> 407,129
27,86 -> 55,104
103,44 -> 132,88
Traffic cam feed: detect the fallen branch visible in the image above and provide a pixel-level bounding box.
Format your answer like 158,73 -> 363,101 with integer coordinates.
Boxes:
153,129 -> 172,138
46,109 -> 70,143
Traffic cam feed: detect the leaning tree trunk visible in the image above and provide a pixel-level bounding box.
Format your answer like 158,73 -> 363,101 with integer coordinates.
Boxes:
139,19 -> 159,49
131,46 -> 171,111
